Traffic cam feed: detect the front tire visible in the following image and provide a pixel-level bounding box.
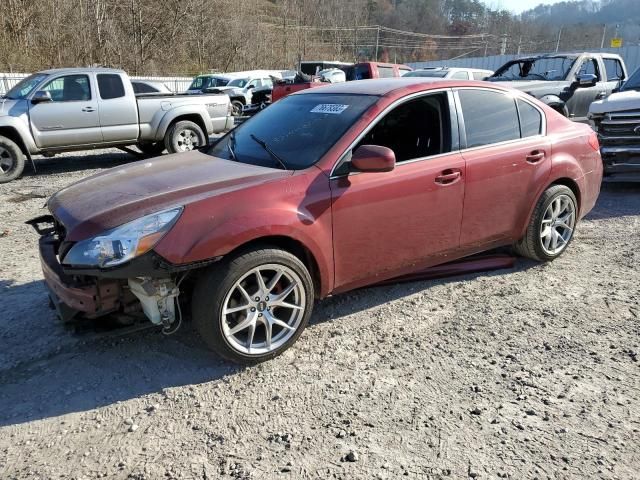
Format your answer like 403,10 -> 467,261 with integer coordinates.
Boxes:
514,184 -> 578,261
0,136 -> 26,184
231,100 -> 244,117
193,247 -> 315,364
164,120 -> 206,154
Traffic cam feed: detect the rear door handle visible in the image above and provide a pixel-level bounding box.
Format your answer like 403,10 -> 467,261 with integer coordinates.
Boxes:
434,169 -> 462,185
82,107 -> 95,112
526,150 -> 545,164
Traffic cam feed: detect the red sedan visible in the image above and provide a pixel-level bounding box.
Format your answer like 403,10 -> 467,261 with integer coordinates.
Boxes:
33,78 -> 602,364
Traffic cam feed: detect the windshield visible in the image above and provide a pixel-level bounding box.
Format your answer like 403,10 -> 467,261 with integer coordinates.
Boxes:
403,70 -> 448,78
621,67 -> 640,91
208,93 -> 378,170
490,57 -> 576,81
227,78 -> 249,88
188,76 -> 229,90
4,74 -> 48,99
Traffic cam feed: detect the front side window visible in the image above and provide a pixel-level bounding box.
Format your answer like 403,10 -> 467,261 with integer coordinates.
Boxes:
355,93 -> 452,163
577,59 -> 601,80
472,71 -> 488,80
458,89 -> 520,148
517,99 -> 543,138
208,93 -> 377,170
247,79 -> 262,89
603,58 -> 625,82
42,74 -> 91,102
451,71 -> 470,80
97,74 -> 125,99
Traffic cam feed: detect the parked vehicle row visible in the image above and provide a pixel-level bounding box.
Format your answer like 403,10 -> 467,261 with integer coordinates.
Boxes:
404,66 -> 494,80
31,78 -> 603,364
0,67 -> 234,183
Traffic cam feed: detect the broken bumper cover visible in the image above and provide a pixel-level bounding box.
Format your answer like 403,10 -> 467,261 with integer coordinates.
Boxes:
600,146 -> 640,176
39,235 -> 127,321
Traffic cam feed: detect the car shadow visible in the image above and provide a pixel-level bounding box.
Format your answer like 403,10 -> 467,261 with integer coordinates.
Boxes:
0,257 -> 539,427
22,151 -> 140,177
585,181 -> 640,221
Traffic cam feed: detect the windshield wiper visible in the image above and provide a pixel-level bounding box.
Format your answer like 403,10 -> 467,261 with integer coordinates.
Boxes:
249,134 -> 289,170
227,131 -> 238,161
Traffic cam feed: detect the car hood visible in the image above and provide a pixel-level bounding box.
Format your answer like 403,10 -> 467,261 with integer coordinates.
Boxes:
589,89 -> 640,115
488,79 -> 567,95
48,151 -> 291,241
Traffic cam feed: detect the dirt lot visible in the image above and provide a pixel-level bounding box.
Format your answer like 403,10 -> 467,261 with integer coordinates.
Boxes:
0,151 -> 639,480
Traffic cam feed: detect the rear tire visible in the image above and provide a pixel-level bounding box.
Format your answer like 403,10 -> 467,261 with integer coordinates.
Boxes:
192,246 -> 315,364
164,120 -> 206,154
0,136 -> 25,184
513,184 -> 578,261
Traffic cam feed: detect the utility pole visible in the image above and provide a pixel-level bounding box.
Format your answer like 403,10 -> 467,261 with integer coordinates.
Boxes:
600,23 -> 606,49
517,36 -> 522,55
375,26 -> 380,61
500,34 -> 507,55
555,26 -> 563,52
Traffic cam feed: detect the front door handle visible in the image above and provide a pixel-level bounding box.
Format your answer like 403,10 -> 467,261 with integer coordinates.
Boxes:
81,107 -> 95,112
434,169 -> 462,185
526,150 -> 545,164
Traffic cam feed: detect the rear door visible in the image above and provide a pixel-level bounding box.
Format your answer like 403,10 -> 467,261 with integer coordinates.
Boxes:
330,90 -> 466,292
96,73 -> 138,143
29,73 -> 102,148
456,88 -> 551,249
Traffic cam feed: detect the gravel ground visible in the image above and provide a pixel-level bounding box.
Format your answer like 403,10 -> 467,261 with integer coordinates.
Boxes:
0,151 -> 639,480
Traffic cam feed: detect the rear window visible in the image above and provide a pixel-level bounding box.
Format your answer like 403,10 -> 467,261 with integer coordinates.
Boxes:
404,70 -> 448,78
377,66 -> 395,78
133,82 -> 158,94
459,89 -> 520,148
97,74 -> 125,99
208,94 -> 377,170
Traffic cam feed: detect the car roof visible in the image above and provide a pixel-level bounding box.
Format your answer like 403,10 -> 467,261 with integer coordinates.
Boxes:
39,67 -> 125,75
293,77 -> 508,97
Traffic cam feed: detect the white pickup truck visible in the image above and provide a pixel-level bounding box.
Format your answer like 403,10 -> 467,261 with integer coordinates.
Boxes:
0,67 -> 234,183
589,66 -> 640,179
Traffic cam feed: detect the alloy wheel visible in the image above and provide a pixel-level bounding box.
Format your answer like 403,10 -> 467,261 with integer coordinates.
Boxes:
221,264 -> 306,355
540,194 -> 576,255
0,146 -> 15,174
176,129 -> 199,152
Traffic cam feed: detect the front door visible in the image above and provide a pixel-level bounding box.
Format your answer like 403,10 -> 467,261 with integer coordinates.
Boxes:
566,57 -> 607,123
330,91 -> 466,293
456,89 -> 551,249
29,73 -> 102,149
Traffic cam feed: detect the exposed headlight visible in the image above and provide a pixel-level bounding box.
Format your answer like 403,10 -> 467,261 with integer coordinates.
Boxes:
62,207 -> 182,268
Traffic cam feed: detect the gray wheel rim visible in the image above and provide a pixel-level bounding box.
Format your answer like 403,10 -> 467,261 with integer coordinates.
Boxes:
221,263 -> 306,356
0,146 -> 15,175
232,102 -> 242,116
540,194 -> 576,255
176,128 -> 199,152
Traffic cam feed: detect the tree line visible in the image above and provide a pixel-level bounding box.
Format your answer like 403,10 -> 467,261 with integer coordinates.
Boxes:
0,0 -> 636,76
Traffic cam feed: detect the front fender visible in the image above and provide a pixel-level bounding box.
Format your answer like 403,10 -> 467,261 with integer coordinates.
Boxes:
153,105 -> 213,141
0,113 -> 39,154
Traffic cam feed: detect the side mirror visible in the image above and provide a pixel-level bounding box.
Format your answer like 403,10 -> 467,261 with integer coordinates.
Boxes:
351,145 -> 395,173
31,90 -> 52,104
246,84 -> 255,90
575,73 -> 597,88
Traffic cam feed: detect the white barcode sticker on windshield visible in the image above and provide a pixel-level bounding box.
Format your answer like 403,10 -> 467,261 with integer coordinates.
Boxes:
310,104 -> 349,114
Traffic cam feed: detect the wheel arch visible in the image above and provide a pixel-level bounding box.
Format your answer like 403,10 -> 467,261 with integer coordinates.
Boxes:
0,126 -> 31,157
167,114 -> 209,143
223,235 -> 323,298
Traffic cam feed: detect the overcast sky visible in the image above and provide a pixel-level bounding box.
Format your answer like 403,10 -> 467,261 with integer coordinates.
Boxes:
486,0 -> 563,14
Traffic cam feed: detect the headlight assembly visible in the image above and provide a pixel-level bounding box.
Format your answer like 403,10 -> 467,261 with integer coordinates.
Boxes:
62,207 -> 182,268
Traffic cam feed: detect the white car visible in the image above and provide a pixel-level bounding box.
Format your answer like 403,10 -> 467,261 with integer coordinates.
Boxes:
214,72 -> 283,116
131,80 -> 172,94
403,67 -> 493,81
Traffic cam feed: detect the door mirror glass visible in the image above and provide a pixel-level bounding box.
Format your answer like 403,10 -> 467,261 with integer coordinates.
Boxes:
351,145 -> 395,173
576,73 -> 597,88
31,90 -> 53,104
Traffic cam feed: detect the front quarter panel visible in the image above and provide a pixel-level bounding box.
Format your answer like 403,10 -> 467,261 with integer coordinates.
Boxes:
153,169 -> 335,296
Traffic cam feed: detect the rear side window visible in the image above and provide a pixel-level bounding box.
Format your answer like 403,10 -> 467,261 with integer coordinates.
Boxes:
603,58 -> 625,81
458,89 -> 520,148
97,74 -> 125,99
517,99 -> 543,138
377,66 -> 395,78
451,71 -> 470,80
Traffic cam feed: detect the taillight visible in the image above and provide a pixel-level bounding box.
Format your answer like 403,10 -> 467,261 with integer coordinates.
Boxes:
587,131 -> 600,151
